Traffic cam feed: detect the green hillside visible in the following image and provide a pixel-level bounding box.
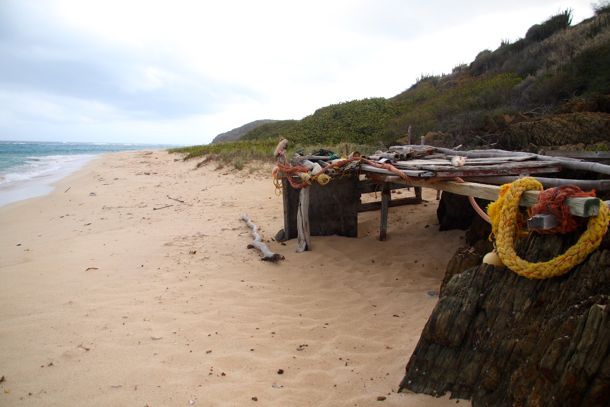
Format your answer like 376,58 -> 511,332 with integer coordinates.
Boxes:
242,6 -> 610,151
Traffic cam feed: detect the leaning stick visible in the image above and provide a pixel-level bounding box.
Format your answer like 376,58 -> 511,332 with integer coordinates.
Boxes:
240,214 -> 284,262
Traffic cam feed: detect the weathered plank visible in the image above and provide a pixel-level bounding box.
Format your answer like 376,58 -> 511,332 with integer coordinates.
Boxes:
281,175 -> 360,240
394,155 -> 536,168
527,213 -> 559,230
417,160 -> 562,172
542,150 -> 610,161
358,181 -> 410,194
431,164 -> 562,178
376,176 -> 602,217
360,164 -> 435,178
465,176 -> 610,191
358,197 -> 422,212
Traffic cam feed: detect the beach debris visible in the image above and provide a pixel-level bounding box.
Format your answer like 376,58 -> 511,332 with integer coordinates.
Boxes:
153,204 -> 173,211
77,344 -> 91,352
377,396 -> 387,401
240,214 -> 284,262
150,336 -> 163,341
251,396 -> 258,402
0,375 -> 5,383
167,194 -> 187,204
482,250 -> 503,267
277,369 -> 284,375
89,192 -> 96,196
296,344 -> 308,351
188,399 -> 196,405
85,267 -> 99,271
274,138 -> 288,159
64,186 -> 71,193
272,383 -> 284,389
451,156 -> 467,167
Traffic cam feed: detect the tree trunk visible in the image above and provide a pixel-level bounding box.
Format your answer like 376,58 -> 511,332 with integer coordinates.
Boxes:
400,232 -> 610,407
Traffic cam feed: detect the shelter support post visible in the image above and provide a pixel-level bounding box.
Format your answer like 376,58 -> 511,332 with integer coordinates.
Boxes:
296,187 -> 311,252
379,184 -> 390,241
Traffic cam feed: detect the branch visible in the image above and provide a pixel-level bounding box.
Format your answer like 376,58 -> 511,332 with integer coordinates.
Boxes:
240,214 -> 284,262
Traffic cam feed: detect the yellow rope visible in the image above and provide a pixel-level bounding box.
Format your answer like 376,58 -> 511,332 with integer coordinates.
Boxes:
487,177 -> 609,279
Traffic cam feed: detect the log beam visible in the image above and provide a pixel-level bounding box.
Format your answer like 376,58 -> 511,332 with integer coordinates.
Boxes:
358,197 -> 422,212
377,176 -> 602,217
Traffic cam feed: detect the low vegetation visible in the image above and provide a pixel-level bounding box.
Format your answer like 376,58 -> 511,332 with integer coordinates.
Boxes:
169,140 -> 379,168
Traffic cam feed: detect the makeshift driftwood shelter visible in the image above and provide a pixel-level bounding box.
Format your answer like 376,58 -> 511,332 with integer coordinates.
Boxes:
274,142 -> 610,247
273,140 -> 610,405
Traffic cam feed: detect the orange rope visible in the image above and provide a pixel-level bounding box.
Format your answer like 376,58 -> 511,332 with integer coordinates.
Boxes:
275,157 -> 365,189
530,185 -> 596,234
451,177 -> 491,223
360,158 -> 412,182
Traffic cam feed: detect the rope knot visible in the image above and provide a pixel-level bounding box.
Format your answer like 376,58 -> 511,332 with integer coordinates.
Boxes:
530,185 -> 596,234
486,177 -> 609,279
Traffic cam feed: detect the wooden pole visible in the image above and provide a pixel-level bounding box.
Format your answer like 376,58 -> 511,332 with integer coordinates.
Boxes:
465,176 -> 610,191
296,188 -> 311,252
376,176 -> 601,217
379,184 -> 391,241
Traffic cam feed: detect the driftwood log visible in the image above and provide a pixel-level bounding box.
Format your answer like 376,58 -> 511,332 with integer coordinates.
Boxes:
400,232 -> 610,407
240,214 -> 284,262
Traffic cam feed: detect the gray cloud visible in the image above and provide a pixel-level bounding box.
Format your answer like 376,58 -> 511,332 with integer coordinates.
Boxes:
0,2 -> 259,122
0,0 -> 595,144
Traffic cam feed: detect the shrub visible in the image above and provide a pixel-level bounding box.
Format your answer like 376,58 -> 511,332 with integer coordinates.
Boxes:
594,1 -> 610,15
525,10 -> 572,42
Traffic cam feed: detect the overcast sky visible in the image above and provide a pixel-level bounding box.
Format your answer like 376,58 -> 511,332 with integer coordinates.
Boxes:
0,0 -> 596,145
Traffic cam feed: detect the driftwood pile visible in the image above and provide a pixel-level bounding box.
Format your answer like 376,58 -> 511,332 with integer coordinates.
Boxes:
364,145 -> 610,183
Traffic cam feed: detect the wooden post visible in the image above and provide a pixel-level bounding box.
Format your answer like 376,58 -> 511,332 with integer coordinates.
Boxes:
379,183 -> 391,241
415,186 -> 423,202
296,187 -> 311,252
407,125 -> 412,145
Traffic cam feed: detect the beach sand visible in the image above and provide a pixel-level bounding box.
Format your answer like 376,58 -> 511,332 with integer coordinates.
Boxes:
0,150 -> 469,406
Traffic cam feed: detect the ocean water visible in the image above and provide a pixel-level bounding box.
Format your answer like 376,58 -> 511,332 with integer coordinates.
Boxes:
0,141 -> 170,207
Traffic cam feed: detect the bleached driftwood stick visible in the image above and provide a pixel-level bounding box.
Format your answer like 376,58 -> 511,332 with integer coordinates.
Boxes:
240,214 -> 284,262
296,188 -> 311,252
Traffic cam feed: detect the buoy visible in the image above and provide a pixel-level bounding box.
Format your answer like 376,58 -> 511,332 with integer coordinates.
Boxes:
316,173 -> 331,185
483,250 -> 504,267
298,172 -> 312,185
451,156 -> 467,167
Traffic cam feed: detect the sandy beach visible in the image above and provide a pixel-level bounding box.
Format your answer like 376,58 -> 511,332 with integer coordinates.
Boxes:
0,150 -> 468,406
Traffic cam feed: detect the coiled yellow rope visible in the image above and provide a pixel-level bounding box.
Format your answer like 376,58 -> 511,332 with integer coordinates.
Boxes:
487,177 -> 609,279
